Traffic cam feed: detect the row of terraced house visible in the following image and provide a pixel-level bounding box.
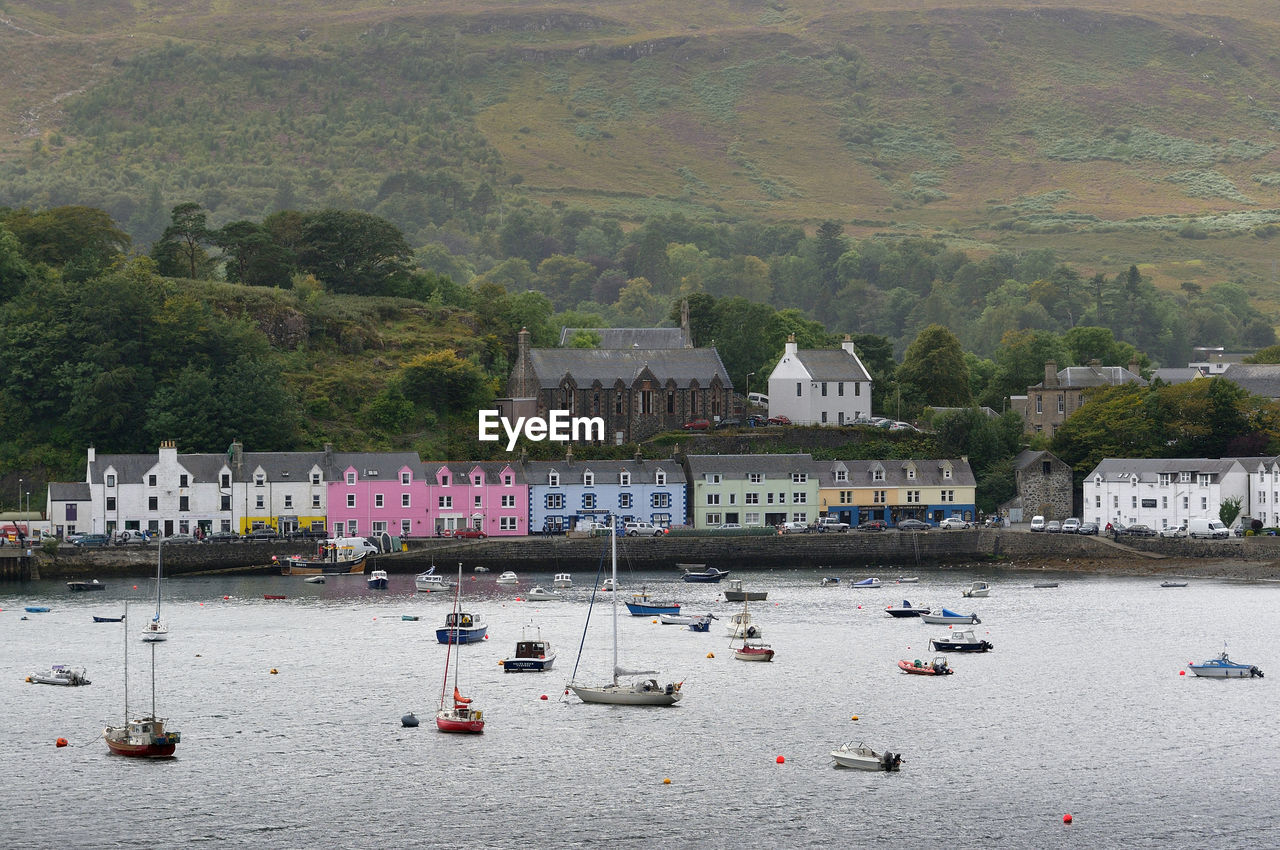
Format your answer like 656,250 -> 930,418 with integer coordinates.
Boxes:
43,442 -> 977,540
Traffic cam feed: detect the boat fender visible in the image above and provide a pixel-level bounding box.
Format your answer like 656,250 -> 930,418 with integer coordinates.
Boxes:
461,615 -> 472,627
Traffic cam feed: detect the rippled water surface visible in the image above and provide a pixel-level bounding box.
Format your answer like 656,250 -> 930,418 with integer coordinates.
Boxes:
3,561 -> 1277,848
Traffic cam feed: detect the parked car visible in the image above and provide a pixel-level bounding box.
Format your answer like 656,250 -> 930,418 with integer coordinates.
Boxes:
452,528 -> 489,539
813,517 -> 850,533
714,418 -> 743,429
716,522 -> 743,530
1061,518 -> 1082,534
1122,524 -> 1158,538
1078,522 -> 1099,535
766,415 -> 792,426
682,419 -> 711,430
1045,520 -> 1062,533
624,521 -> 664,537
1160,525 -> 1187,538
72,533 -> 111,548
162,534 -> 200,544
778,521 -> 810,534
846,416 -> 875,427
114,529 -> 153,544
244,528 -> 280,541
205,531 -> 242,543
857,520 -> 888,532
889,421 -> 917,432
938,517 -> 972,530
1106,521 -> 1127,537
895,519 -> 930,532
1029,515 -> 1046,532
1187,518 -> 1230,539
745,414 -> 768,427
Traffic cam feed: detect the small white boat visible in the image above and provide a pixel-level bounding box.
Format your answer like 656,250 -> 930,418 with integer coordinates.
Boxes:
659,613 -> 697,625
852,577 -> 881,588
918,609 -> 981,625
27,664 -> 91,686
553,573 -> 573,588
415,572 -> 457,593
600,578 -> 616,592
831,741 -> 902,771
734,639 -> 775,662
525,586 -> 562,602
895,577 -> 919,584
820,576 -> 841,587
474,566 -> 490,573
726,611 -> 763,639
1188,650 -> 1263,678
367,569 -> 389,589
303,575 -> 326,584
496,571 -> 519,585
962,580 -> 991,598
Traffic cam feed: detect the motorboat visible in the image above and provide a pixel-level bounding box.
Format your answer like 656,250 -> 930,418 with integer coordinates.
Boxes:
723,578 -> 767,602
600,578 -> 616,592
962,580 -> 991,598
820,577 -> 841,587
885,600 -> 930,618
67,580 -> 106,592
726,610 -> 763,639
366,569 -> 389,590
658,613 -> 699,625
681,565 -> 729,583
435,610 -> 489,645
553,573 -> 573,588
734,639 -> 775,662
24,606 -> 50,613
525,586 -> 563,602
895,577 -> 919,584
474,566 -> 490,573
852,577 -> 882,588
919,609 -> 981,625
27,665 -> 91,686
502,625 -> 557,672
830,741 -> 902,771
687,615 -> 715,633
496,571 -> 520,585
93,614 -> 125,623
1161,581 -> 1188,588
415,571 -> 457,593
303,575 -> 326,584
1188,651 -> 1263,678
898,657 -> 952,676
624,590 -> 681,616
929,629 -> 993,652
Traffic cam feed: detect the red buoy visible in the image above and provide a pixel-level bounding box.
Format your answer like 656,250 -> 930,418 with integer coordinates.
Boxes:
776,755 -> 785,764
1063,814 -> 1073,824
56,738 -> 68,748
1179,670 -> 1186,676
540,695 -> 548,700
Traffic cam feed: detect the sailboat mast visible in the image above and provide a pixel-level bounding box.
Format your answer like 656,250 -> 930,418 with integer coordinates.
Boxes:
123,601 -> 129,721
155,542 -> 163,620
610,514 -> 619,687
150,640 -> 157,719
439,563 -> 462,710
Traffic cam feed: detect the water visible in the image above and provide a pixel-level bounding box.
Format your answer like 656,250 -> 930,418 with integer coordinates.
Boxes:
2,564 -> 1277,848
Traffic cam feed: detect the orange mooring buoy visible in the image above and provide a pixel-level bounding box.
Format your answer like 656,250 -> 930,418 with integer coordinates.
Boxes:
56,738 -> 68,748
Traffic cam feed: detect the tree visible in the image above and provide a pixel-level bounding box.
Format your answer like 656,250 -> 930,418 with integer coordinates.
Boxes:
295,209 -> 411,295
814,220 -> 847,293
1220,496 -> 1243,528
152,203 -> 214,280
2,205 -> 130,281
0,227 -> 36,302
896,324 -> 971,410
216,220 -> 294,287
400,351 -> 491,413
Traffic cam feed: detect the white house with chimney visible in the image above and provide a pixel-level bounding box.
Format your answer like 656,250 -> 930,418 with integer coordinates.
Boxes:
766,335 -> 872,425
1081,457 -> 1256,531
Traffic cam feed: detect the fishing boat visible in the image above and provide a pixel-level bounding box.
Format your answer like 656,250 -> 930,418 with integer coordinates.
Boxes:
436,563 -> 485,733
1188,649 -> 1263,678
918,608 -> 981,625
730,599 -> 774,662
929,629 -> 993,653
897,657 -> 952,676
435,608 -> 488,644
624,589 -> 681,616
831,741 -> 902,771
304,575 -> 325,584
495,571 -> 519,585
885,600 -> 930,618
24,606 -> 50,613
553,573 -> 573,589
723,578 -> 767,602
415,567 -> 457,593
67,580 -> 106,592
105,604 -> 181,758
681,565 -> 729,583
26,665 -> 91,686
567,516 -> 684,706
141,543 -> 168,642
279,545 -> 368,575
502,624 -> 557,672
525,586 -> 563,602
367,569 -> 389,590
93,614 -> 125,623
852,577 -> 882,588
962,580 -> 991,598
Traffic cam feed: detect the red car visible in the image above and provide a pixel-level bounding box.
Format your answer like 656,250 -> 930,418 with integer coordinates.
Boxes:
766,415 -> 792,426
450,528 -> 488,539
683,419 -> 711,430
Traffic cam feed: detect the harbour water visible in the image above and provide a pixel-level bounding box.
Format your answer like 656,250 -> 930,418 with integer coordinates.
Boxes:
3,560 -> 1278,848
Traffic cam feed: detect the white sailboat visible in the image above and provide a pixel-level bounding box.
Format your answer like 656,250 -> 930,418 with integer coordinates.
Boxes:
567,517 -> 683,706
140,542 -> 168,642
106,602 -> 181,757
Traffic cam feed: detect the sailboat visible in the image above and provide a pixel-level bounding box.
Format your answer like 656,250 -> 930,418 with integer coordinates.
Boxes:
435,563 -> 485,734
731,597 -> 775,662
140,542 -> 168,642
105,603 -> 181,758
567,516 -> 684,706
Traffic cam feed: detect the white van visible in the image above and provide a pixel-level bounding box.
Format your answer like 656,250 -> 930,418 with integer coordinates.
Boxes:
747,392 -> 769,407
1029,515 -> 1046,532
1187,518 -> 1229,539
328,536 -> 380,555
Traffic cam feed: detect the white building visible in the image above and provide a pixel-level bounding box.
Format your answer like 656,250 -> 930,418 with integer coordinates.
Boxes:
1240,457 -> 1280,528
1081,457 -> 1255,530
766,334 -> 872,426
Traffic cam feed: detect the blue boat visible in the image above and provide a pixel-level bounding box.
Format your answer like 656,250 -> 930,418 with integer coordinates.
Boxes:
624,590 -> 681,616
1188,650 -> 1264,678
436,611 -> 488,644
93,614 -> 126,623
25,606 -> 50,613
851,577 -> 882,588
366,569 -> 388,590
681,565 -> 729,583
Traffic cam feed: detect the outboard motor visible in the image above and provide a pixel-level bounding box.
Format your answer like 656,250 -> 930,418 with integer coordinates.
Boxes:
665,683 -> 674,695
1252,666 -> 1264,678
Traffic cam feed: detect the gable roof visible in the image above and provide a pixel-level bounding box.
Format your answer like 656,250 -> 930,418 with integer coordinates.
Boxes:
527,348 -> 732,389
50,482 -> 91,501
792,349 -> 872,382
823,458 -> 976,488
684,454 -> 814,479
1013,449 -> 1068,472
522,458 -> 686,486
1222,364 -> 1280,399
1034,364 -> 1146,389
1084,457 -> 1244,483
327,452 -> 425,481
557,327 -> 691,349
423,461 -> 526,485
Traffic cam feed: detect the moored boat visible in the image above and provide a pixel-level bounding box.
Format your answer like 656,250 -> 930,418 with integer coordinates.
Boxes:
918,608 -> 981,625
885,600 -> 930,618
415,569 -> 457,593
820,576 -> 841,587
830,741 -> 902,771
895,577 -> 919,584
681,565 -> 729,583
962,580 -> 991,598
105,604 -> 181,758
723,578 -> 767,602
525,586 -> 562,602
502,625 -> 557,672
496,571 -> 519,585
303,575 -> 326,584
929,629 -> 993,653
1161,581 -> 1188,588
27,664 -> 91,686
436,563 -> 485,733
852,577 -> 882,588
279,541 -> 369,575
141,543 -> 168,642
436,610 -> 488,645
1187,650 -> 1263,678
24,606 -> 50,613
553,573 -> 573,588
67,580 -> 106,592
730,598 -> 773,661
367,569 -> 389,590
624,589 -> 681,616
726,610 -> 763,639
898,657 -> 952,676
93,614 -> 125,623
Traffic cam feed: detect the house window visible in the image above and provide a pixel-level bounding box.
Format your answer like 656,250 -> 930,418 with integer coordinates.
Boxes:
107,474 -> 116,487
583,494 -> 596,510
706,494 -> 721,505
179,474 -> 189,488
1095,495 -> 1100,507
839,490 -> 852,504
312,495 -> 321,509
402,494 -> 411,508
549,472 -> 560,487
619,493 -> 633,509
767,493 -> 775,504
838,383 -> 844,397
796,382 -> 802,397
706,513 -> 722,525
749,473 -> 762,484
106,497 -> 116,511
347,521 -> 358,536
372,521 -> 387,534
940,490 -> 954,502
652,494 -> 671,509
1198,474 -> 1210,487
474,475 -> 483,486
655,471 -> 666,486
855,383 -> 860,396
504,474 -> 513,486
1183,497 -> 1188,509
667,394 -> 675,414
873,490 -> 886,504
474,495 -> 483,509
221,495 -> 231,511
821,382 -> 828,397
256,496 -> 264,509
641,391 -> 652,414
180,496 -> 192,512
793,492 -> 807,504
1057,394 -> 1065,414
402,519 -> 412,537
284,495 -> 293,509
1179,472 -> 1191,483
943,468 -> 952,479
584,472 -> 594,487
500,516 -> 518,531
1035,396 -> 1043,414
221,473 -> 231,488
439,496 -> 452,509
1159,474 -> 1171,485
873,469 -> 884,481
708,473 -> 722,484
620,471 -> 630,487
255,474 -> 265,487
547,494 -> 565,510
791,512 -> 808,523
792,473 -> 807,484
906,490 -> 920,504
835,470 -> 848,482
1113,495 -> 1118,507
821,411 -> 828,423
1164,496 -> 1170,508
906,468 -> 916,480
374,494 -> 384,509
148,496 -> 158,511
1132,496 -> 1137,508
346,472 -> 356,485
401,472 -> 411,485
745,512 -> 760,525
311,473 -> 321,485
441,474 -> 450,486
501,495 -> 515,508
777,492 -> 787,503
745,493 -> 759,504
1202,497 -> 1208,510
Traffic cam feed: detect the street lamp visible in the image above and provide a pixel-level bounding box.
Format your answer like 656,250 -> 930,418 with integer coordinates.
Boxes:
17,477 -> 22,511
745,372 -> 755,411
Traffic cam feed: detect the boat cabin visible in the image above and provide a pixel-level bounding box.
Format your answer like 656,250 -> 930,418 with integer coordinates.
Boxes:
444,612 -> 478,628
515,640 -> 550,659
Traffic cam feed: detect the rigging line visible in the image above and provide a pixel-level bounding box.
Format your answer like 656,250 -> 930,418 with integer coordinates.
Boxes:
564,534 -> 610,697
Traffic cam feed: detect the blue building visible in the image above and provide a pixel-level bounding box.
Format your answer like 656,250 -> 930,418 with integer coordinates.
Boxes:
524,453 -> 688,533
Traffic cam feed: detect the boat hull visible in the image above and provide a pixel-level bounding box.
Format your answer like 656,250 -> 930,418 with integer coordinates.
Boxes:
104,721 -> 180,758
436,625 -> 488,644
569,681 -> 683,706
734,646 -> 774,662
281,552 -> 368,575
852,579 -> 882,588
367,578 -> 388,589
503,657 -> 555,672
919,613 -> 980,625
929,639 -> 992,652
625,603 -> 681,616
723,590 -> 768,602
962,589 -> 990,598
67,581 -> 106,592
105,739 -> 178,758
93,615 -> 125,623
831,743 -> 901,771
435,709 -> 485,733
28,666 -> 91,686
897,659 -> 952,675
1188,663 -> 1263,678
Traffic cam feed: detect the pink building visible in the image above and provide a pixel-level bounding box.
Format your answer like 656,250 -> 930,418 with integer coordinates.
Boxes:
326,452 -> 428,539
424,461 -> 529,537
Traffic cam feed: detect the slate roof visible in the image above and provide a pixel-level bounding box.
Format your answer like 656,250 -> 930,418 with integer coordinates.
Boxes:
1222,364 -> 1280,399
1151,368 -> 1202,385
557,327 -> 691,349
821,459 -> 976,488
91,453 -> 224,483
522,459 -> 686,486
528,348 -> 732,388
684,454 -> 814,479
1012,449 -> 1068,472
50,482 -> 91,501
1084,457 -> 1243,483
423,461 -> 526,485
328,452 -> 425,481
793,349 -> 872,382
1036,365 -> 1146,389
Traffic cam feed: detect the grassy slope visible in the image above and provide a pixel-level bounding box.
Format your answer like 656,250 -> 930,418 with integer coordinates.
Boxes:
3,1 -> 1280,310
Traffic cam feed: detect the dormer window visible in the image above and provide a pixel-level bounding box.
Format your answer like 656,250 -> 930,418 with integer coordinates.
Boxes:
504,474 -> 513,486
583,472 -> 595,487
311,473 -> 321,485
255,474 -> 265,487
708,473 -> 722,485
655,470 -> 666,486
873,469 -> 884,481
401,472 -> 411,485
106,474 -> 116,488
791,473 -> 807,484
474,475 -> 483,486
441,474 -> 450,487
549,471 -> 560,487
346,472 -> 356,485
620,471 -> 631,487
943,468 -> 952,479
906,467 -> 916,480
835,470 -> 848,482
748,473 -> 762,484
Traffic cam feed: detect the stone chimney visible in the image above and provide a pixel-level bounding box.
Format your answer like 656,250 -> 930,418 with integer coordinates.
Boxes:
785,333 -> 798,358
87,446 -> 95,465
1128,360 -> 1140,378
565,445 -> 574,464
159,440 -> 178,463
680,299 -> 692,348
512,327 -> 535,397
634,448 -> 644,464
1044,361 -> 1058,388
